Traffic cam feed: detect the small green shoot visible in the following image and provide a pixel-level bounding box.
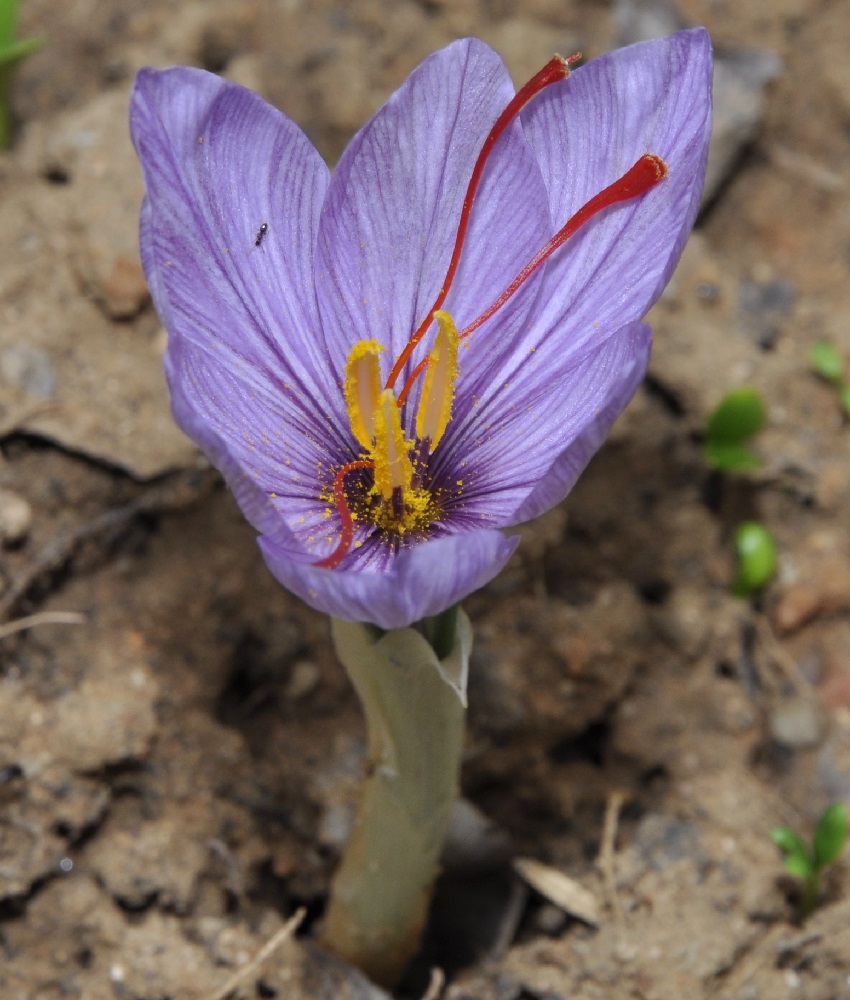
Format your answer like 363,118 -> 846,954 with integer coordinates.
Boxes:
0,0 -> 45,150
703,387 -> 767,471
810,341 -> 844,383
733,521 -> 777,596
772,803 -> 849,920
810,340 -> 850,418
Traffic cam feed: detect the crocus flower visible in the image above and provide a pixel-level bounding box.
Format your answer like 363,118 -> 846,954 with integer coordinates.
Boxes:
131,30 -> 711,630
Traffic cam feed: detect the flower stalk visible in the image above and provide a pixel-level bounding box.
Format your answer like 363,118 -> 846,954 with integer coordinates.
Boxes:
324,609 -> 471,987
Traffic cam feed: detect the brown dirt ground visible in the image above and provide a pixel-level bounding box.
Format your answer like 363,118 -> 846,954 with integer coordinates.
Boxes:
2,0 -> 850,998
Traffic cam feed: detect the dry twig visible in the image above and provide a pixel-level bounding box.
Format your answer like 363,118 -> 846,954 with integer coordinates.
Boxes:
209,908 -> 305,1000
419,966 -> 445,1000
0,610 -> 86,639
596,789 -> 626,927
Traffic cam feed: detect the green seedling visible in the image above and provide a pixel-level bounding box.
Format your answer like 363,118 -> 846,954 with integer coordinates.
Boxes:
733,520 -> 777,596
810,341 -> 844,383
0,0 -> 44,149
810,340 -> 850,418
703,387 -> 767,471
772,802 -> 849,920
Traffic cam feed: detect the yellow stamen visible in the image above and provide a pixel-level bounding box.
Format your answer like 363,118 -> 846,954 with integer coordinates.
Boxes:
415,309 -> 460,452
373,390 -> 413,500
344,339 -> 385,449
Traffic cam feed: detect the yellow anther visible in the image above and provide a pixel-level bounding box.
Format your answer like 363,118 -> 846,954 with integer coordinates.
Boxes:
373,390 -> 414,501
415,310 -> 459,452
344,339 -> 385,450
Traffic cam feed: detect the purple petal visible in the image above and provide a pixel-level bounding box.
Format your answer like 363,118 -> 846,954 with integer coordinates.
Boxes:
520,29 -> 712,360
163,330 -> 351,546
314,38 -> 551,393
258,528 -> 520,630
508,322 -> 652,523
160,369 -> 307,548
430,321 -> 651,525
131,68 -> 343,443
432,30 -> 709,514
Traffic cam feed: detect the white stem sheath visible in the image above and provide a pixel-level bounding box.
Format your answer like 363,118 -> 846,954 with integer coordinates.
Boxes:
323,611 -> 471,987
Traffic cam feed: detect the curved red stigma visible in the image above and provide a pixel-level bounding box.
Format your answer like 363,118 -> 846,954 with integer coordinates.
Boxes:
385,54 -> 577,392
397,154 -> 669,406
458,153 -> 668,342
397,356 -> 430,407
313,460 -> 374,569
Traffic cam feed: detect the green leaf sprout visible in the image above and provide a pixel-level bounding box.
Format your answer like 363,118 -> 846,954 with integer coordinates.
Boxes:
733,521 -> 778,596
703,387 -> 767,471
810,341 -> 845,383
0,0 -> 45,150
810,340 -> 850,418
772,803 -> 849,920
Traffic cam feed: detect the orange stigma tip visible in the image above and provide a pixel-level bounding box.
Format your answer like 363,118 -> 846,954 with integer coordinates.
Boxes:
459,152 -> 670,341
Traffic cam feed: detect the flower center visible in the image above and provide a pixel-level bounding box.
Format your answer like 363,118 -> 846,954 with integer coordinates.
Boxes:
312,313 -> 460,569
314,56 -> 669,570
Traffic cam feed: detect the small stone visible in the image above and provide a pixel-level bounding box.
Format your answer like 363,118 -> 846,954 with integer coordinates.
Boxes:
769,695 -> 826,749
0,344 -> 55,398
0,489 -> 33,545
318,800 -> 354,850
774,562 -> 850,634
653,586 -> 711,658
739,278 -> 796,318
97,254 -> 149,319
285,660 -> 320,700
739,278 -> 796,349
773,585 -> 821,634
635,814 -> 702,870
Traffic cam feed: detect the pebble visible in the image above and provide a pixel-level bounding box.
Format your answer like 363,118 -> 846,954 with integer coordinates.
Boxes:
0,489 -> 33,545
284,660 -> 320,700
739,278 -> 796,349
768,695 -> 826,749
0,344 -> 55,398
653,586 -> 711,658
634,814 -> 702,870
773,561 -> 850,634
97,254 -> 149,319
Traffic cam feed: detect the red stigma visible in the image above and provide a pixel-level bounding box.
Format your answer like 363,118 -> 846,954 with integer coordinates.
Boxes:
385,54 -> 576,392
313,460 -> 373,569
397,154 -> 669,407
458,153 -> 669,342
397,356 -> 429,407
316,61 -> 669,572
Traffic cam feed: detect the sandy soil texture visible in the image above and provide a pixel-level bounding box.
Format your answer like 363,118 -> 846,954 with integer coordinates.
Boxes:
1,0 -> 849,997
